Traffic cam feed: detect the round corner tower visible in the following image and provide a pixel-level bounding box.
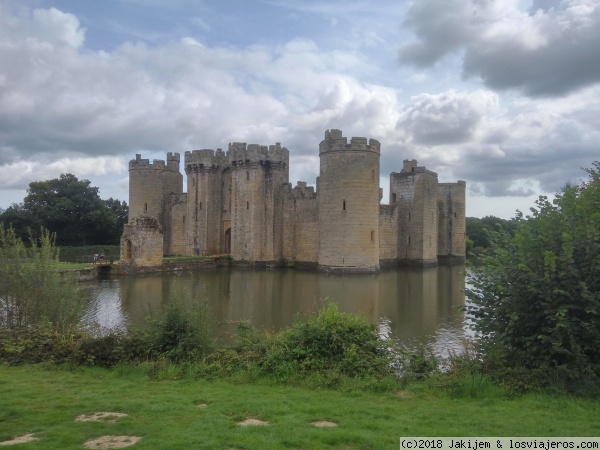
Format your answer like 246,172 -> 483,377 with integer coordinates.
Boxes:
317,129 -> 381,272
128,152 -> 183,224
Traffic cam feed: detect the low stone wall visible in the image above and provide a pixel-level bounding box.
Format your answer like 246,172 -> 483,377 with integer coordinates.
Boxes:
60,265 -> 99,282
108,256 -> 232,275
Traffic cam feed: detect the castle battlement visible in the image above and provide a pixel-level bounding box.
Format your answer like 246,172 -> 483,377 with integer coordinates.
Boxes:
395,159 -> 438,177
184,148 -> 227,172
228,142 -> 289,165
291,181 -> 316,199
319,129 -> 381,155
129,153 -> 181,172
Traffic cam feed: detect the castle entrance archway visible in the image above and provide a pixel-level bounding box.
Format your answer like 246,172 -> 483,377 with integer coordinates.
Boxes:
225,228 -> 231,254
125,240 -> 132,259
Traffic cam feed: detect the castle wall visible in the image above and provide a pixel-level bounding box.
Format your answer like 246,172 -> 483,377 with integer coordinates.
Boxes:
391,160 -> 438,266
120,216 -> 163,267
379,204 -> 398,265
185,149 -> 227,255
317,130 -> 381,272
166,193 -> 188,255
437,181 -> 466,262
229,142 -> 289,264
283,182 -> 319,266
128,153 -> 183,255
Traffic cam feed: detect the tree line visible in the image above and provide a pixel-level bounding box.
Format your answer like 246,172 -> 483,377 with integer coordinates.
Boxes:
0,173 -> 128,246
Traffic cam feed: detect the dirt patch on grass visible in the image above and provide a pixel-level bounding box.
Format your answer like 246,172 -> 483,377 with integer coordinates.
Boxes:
83,435 -> 141,449
311,420 -> 338,427
0,434 -> 38,446
196,403 -> 208,408
76,412 -> 128,423
237,418 -> 269,426
395,390 -> 412,399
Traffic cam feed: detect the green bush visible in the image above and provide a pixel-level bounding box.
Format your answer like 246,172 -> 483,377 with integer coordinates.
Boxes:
467,162 -> 600,392
141,295 -> 214,362
267,303 -> 391,377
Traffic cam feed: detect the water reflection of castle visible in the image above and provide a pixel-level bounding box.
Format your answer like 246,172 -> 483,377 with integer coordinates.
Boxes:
113,266 -> 465,346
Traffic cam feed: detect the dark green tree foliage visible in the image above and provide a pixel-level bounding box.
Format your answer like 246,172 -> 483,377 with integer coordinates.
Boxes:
467,162 -> 600,389
466,216 -> 517,249
0,174 -> 128,246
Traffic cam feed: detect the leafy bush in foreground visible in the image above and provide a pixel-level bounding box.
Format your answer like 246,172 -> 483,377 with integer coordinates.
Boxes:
467,162 -> 600,392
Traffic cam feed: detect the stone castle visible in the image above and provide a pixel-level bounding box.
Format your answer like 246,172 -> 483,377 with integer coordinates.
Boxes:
120,129 -> 465,271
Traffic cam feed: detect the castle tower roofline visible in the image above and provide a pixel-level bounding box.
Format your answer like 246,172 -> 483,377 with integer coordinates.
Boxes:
129,153 -> 180,172
394,159 -> 438,177
227,141 -> 289,165
319,129 -> 380,155
184,148 -> 227,172
439,180 -> 466,187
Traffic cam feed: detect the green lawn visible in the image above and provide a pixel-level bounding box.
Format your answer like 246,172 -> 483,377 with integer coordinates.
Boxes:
1,365 -> 599,449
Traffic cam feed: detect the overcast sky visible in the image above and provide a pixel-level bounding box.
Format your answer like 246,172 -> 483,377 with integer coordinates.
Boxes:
1,0 -> 599,218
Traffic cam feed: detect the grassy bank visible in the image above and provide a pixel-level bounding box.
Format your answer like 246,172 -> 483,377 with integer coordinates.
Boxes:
1,365 -> 599,450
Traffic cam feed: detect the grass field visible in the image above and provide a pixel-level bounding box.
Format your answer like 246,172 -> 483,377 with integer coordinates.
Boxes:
1,365 -> 599,449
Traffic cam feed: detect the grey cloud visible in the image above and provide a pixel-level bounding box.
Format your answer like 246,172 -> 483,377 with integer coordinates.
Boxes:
398,90 -> 496,146
399,0 -> 600,97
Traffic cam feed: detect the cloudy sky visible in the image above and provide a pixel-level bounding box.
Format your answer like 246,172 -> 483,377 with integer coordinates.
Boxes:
1,0 -> 599,218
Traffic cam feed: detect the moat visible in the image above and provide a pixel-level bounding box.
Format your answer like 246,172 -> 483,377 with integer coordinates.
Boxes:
82,265 -> 467,352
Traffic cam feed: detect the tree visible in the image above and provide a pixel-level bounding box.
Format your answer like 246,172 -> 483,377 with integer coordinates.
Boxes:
0,173 -> 127,246
467,163 -> 600,390
104,198 -> 129,244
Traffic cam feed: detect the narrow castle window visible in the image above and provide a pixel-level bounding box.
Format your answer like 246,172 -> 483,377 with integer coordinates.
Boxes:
454,212 -> 457,218
247,201 -> 249,210
342,200 -> 346,211
192,178 -> 195,187
371,169 -> 375,181
246,171 -> 250,181
200,202 -> 202,210
371,230 -> 374,242
144,203 -> 148,212
407,235 -> 411,245
408,212 -> 411,221
392,193 -> 396,203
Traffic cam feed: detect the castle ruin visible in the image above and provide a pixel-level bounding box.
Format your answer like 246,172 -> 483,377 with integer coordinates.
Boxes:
120,129 -> 465,271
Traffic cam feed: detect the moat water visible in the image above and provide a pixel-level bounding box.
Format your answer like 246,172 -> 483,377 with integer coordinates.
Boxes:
81,265 -> 467,353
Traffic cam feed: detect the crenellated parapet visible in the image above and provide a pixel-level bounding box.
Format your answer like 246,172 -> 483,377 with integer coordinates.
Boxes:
228,142 -> 289,169
319,129 -> 381,155
290,181 -> 317,199
129,153 -> 181,172
184,148 -> 227,173
396,159 -> 438,177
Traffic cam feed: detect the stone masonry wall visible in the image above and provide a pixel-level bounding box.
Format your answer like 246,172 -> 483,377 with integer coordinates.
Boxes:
283,182 -> 319,266
166,192 -> 188,255
391,160 -> 439,265
318,130 -> 381,272
437,181 -> 466,262
379,204 -> 398,264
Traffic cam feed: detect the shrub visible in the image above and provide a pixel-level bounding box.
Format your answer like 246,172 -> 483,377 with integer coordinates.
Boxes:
141,295 -> 214,362
467,163 -> 600,392
0,226 -> 87,331
268,303 -> 391,377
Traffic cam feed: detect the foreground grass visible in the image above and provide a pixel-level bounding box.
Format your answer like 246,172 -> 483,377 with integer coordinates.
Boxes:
1,365 -> 599,449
